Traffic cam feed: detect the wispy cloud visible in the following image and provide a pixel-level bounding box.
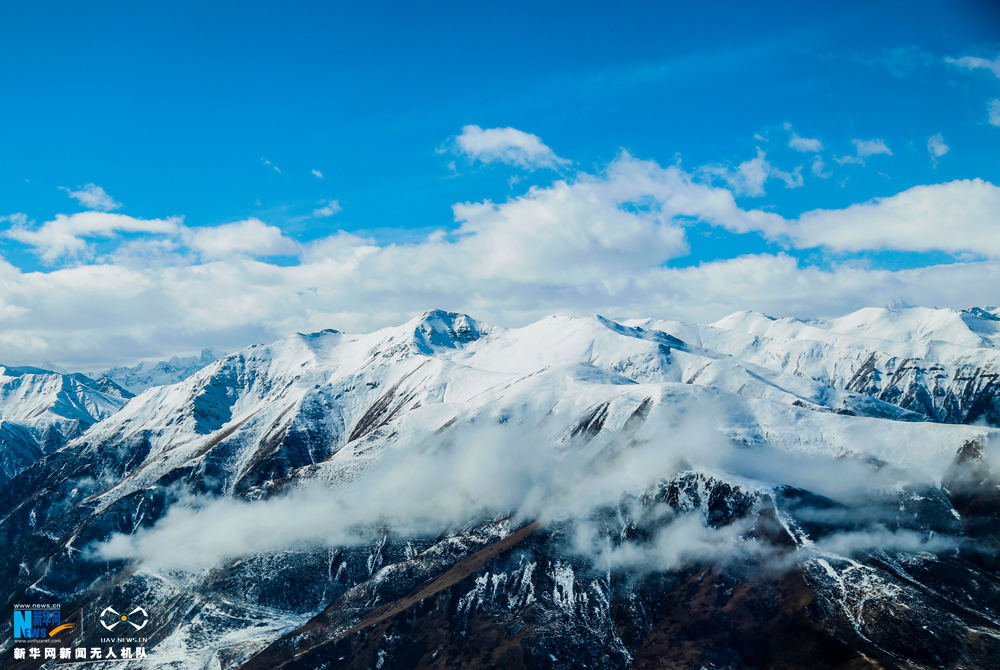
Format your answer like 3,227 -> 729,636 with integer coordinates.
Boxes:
60,183 -> 122,211
865,45 -> 936,77
702,149 -> 803,197
311,169 -> 324,179
260,157 -> 281,174
945,53 -> 1000,127
945,53 -> 1000,79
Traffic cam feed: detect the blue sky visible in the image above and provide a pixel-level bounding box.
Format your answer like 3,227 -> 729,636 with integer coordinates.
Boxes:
1,1 -> 999,367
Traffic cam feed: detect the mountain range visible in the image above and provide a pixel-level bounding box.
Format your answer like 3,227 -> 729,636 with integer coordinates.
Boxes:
2,306 -> 999,669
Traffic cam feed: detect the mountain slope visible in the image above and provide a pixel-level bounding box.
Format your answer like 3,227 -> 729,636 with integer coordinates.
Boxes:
0,365 -> 129,482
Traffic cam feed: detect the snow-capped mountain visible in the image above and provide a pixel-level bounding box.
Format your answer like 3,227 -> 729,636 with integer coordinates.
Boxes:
95,348 -> 224,394
0,365 -> 129,483
630,305 -> 1000,426
3,308 -> 1000,669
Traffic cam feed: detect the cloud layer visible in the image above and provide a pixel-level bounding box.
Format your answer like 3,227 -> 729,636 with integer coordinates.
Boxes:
1,147 -> 998,368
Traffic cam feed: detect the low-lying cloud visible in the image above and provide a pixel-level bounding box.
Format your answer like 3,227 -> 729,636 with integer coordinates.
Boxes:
93,403 -> 983,573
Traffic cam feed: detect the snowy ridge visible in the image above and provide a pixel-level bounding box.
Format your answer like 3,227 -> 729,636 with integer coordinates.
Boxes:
630,305 -> 1000,426
95,348 -> 224,394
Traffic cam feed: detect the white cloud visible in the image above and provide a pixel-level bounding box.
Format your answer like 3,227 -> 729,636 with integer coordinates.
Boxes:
311,199 -> 342,218
1,154 -> 998,368
311,169 -> 324,179
5,212 -> 182,263
786,179 -> 1000,255
836,138 -> 892,165
945,55 -> 1000,126
451,125 -> 569,170
260,157 -> 281,174
703,149 -> 803,197
0,213 -> 28,227
853,138 -> 892,157
3,210 -> 300,264
60,183 -> 122,211
927,133 -> 949,162
945,53 -> 1000,79
185,218 -> 297,259
93,411 -> 736,570
788,132 -> 823,153
93,398 -> 957,572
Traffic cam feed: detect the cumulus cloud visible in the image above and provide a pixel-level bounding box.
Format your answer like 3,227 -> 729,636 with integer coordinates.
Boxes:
785,179 -> 1000,255
450,124 -> 569,170
185,218 -> 297,259
60,183 -> 122,211
927,133 -> 949,163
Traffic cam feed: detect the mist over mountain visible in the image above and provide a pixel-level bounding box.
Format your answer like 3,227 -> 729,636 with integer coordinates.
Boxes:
2,305 -> 999,669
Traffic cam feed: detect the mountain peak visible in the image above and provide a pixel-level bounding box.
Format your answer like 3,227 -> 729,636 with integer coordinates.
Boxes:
405,309 -> 490,352
963,306 -> 1000,322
